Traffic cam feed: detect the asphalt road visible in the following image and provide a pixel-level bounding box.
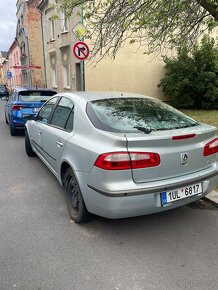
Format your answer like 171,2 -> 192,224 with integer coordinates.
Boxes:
0,101 -> 218,290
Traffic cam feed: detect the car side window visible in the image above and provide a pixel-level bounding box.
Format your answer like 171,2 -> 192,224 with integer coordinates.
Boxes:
50,97 -> 74,131
37,97 -> 59,124
65,111 -> 74,131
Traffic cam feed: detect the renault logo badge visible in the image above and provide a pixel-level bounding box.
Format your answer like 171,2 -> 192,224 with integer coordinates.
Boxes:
181,153 -> 188,166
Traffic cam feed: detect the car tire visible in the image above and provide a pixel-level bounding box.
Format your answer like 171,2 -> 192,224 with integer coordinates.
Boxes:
10,124 -> 17,136
25,130 -> 36,156
5,112 -> 8,124
64,168 -> 90,223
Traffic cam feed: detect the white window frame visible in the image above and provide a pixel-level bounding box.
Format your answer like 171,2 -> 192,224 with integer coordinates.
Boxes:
60,12 -> 68,33
51,67 -> 57,88
50,19 -> 55,40
63,64 -> 70,89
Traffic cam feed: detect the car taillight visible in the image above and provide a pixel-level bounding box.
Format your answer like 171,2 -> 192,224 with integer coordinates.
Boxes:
94,152 -> 160,170
204,138 -> 218,156
12,105 -> 28,111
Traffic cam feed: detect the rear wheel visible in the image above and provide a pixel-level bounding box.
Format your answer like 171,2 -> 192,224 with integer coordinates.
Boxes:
64,168 -> 90,223
25,130 -> 36,156
10,124 -> 17,136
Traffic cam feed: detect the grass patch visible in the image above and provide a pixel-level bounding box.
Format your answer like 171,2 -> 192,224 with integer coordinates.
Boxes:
181,110 -> 218,130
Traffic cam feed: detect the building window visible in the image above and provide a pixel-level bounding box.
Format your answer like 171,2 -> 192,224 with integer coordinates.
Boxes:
51,67 -> 57,88
21,15 -> 23,28
63,64 -> 70,88
60,12 -> 68,33
50,19 -> 55,40
20,42 -> 26,59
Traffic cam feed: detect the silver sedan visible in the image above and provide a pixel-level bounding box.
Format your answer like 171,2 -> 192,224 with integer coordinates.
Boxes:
25,92 -> 218,223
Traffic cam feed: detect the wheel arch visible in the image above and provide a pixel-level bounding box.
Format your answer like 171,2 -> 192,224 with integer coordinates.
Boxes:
60,161 -> 72,187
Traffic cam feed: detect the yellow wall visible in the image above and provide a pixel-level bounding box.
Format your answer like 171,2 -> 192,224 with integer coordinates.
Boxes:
85,43 -> 166,99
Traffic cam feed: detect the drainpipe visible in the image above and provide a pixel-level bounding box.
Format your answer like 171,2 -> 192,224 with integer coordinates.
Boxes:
39,10 -> 47,87
26,35 -> 32,87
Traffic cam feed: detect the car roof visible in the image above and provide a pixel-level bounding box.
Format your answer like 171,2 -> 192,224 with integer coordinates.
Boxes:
14,87 -> 57,93
58,91 -> 156,102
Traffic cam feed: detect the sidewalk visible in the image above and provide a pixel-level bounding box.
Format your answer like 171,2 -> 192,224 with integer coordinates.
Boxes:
204,187 -> 218,207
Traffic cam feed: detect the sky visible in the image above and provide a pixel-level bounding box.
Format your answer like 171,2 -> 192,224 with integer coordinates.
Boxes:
0,0 -> 17,52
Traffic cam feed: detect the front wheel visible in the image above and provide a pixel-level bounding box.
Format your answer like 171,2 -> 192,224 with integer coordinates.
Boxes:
25,130 -> 36,156
64,168 -> 90,223
5,112 -> 8,124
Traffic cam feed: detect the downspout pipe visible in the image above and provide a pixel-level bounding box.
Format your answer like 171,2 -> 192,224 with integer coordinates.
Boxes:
26,35 -> 32,87
39,10 -> 47,87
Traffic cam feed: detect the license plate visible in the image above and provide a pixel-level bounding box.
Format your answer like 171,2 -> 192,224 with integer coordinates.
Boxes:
161,182 -> 202,206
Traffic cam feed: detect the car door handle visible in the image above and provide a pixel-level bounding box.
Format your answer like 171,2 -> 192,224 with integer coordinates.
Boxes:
56,141 -> 63,147
37,130 -> 42,135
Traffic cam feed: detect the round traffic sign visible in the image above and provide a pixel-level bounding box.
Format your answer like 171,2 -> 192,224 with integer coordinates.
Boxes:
73,41 -> 90,60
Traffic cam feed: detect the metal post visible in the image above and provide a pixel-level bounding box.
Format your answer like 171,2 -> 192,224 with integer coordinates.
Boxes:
80,60 -> 84,91
80,4 -> 85,91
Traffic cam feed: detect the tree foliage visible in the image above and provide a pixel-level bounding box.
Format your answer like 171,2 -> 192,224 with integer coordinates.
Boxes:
56,0 -> 218,60
158,36 -> 218,109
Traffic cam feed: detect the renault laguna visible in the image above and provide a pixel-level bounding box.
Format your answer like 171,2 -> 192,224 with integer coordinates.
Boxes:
24,92 -> 218,223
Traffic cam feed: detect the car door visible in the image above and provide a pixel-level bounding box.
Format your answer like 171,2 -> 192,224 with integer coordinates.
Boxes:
40,97 -> 75,173
30,96 -> 59,157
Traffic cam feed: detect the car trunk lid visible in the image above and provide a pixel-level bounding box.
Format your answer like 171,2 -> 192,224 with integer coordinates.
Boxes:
126,124 -> 217,183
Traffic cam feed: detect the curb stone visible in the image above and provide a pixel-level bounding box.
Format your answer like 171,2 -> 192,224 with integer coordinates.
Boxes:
203,189 -> 218,208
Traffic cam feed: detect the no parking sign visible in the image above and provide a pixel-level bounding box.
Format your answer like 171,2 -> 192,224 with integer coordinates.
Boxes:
72,41 -> 90,60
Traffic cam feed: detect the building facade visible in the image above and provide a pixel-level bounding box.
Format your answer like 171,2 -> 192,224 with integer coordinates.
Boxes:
7,40 -> 22,90
16,0 -> 45,87
38,0 -> 166,98
38,0 -> 81,92
0,51 -> 8,84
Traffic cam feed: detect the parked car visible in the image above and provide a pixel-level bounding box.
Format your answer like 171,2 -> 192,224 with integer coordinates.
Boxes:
5,87 -> 57,135
24,92 -> 218,223
0,84 -> 9,99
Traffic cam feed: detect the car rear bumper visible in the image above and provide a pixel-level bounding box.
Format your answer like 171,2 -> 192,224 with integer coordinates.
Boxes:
77,168 -> 218,219
11,114 -> 35,129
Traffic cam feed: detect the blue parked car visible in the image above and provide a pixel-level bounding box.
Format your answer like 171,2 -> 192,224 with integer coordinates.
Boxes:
4,87 -> 57,135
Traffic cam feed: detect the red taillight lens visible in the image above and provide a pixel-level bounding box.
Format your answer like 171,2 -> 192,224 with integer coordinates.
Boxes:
94,152 -> 160,170
12,105 -> 27,111
172,134 -> 196,140
204,138 -> 218,156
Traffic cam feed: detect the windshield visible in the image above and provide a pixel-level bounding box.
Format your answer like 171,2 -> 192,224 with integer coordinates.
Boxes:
87,97 -> 198,133
18,90 -> 56,102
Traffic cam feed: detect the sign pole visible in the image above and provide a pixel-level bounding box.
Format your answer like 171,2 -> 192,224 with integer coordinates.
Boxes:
80,60 -> 84,91
81,4 -> 84,91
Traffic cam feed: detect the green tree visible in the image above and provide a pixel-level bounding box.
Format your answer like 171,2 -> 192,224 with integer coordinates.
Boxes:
56,0 -> 218,60
158,36 -> 218,109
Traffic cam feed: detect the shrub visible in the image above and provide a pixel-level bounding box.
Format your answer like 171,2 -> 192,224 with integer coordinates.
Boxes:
158,36 -> 218,109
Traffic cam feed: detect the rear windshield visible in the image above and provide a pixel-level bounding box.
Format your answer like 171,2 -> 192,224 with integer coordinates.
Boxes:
87,97 -> 198,133
18,90 -> 56,102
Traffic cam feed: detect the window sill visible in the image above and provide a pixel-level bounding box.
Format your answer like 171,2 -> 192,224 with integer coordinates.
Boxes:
52,86 -> 58,89
61,31 -> 68,35
64,86 -> 70,90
